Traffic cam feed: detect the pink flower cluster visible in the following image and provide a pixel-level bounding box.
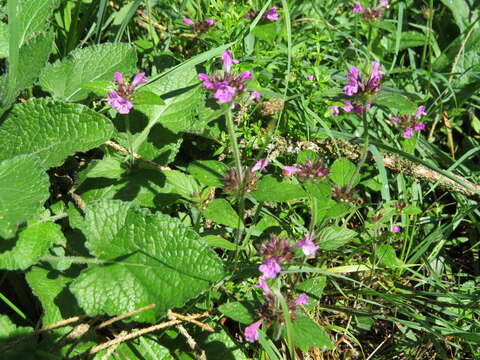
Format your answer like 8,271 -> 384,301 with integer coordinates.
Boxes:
107,72 -> 147,114
223,158 -> 269,195
391,106 -> 427,138
331,61 -> 384,116
198,50 -> 259,104
352,1 -> 389,20
245,6 -> 280,21
243,235 -> 318,342
283,157 -> 330,182
183,17 -> 216,33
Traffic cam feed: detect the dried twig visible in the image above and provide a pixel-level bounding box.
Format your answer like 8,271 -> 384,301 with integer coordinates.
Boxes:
100,330 -> 127,360
168,312 -> 207,360
74,312 -> 209,358
97,304 -> 156,329
259,136 -> 480,199
105,140 -> 171,171
168,311 -> 214,332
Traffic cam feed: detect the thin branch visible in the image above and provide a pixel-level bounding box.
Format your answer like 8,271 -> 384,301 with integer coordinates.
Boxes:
105,140 -> 171,171
97,304 -> 156,329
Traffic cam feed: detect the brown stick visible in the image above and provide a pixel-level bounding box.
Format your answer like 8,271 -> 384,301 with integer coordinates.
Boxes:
261,136 -> 480,199
105,140 -> 171,171
97,304 -> 156,329
74,312 -> 209,358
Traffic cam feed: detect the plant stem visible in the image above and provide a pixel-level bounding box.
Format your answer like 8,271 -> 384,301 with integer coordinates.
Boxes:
124,115 -> 134,166
225,106 -> 245,247
347,108 -> 370,190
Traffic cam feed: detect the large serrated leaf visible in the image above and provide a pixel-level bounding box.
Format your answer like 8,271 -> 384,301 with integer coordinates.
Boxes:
16,0 -> 57,45
0,156 -> 49,239
39,43 -> 137,102
26,266 -> 81,335
0,99 -> 114,169
0,221 -> 64,269
134,66 -> 202,136
70,200 -> 225,322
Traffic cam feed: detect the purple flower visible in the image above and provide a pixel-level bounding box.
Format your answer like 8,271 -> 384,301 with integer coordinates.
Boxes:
294,293 -> 309,306
307,74 -> 315,81
283,158 -> 329,182
403,127 -> 414,138
283,165 -> 301,177
222,50 -> 238,74
414,122 -> 425,131
391,105 -> 427,138
213,82 -> 236,103
255,276 -> 271,294
252,158 -> 269,172
250,91 -> 261,101
330,105 -> 340,116
352,2 -> 365,13
183,17 -> 216,32
259,258 -> 281,279
263,6 -> 280,21
107,91 -> 133,114
106,72 -> 147,114
379,0 -> 389,8
205,18 -> 216,26
343,66 -> 360,96
391,225 -> 401,233
245,320 -> 262,343
183,17 -> 195,25
415,105 -> 427,118
343,100 -> 354,112
367,61 -> 385,91
198,50 -> 255,104
294,235 -> 319,256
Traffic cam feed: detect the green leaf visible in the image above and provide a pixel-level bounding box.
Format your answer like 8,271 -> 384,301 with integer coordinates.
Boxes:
218,301 -> 256,324
188,160 -> 229,187
202,199 -> 243,229
163,170 -> 202,200
80,80 -> 111,96
85,157 -> 125,179
102,336 -> 173,360
202,235 -> 238,250
252,23 -> 278,42
376,244 -> 404,269
382,31 -> 427,51
0,23 -> 8,58
1,0 -> 57,110
0,315 -> 35,360
329,158 -> 356,188
69,200 -> 225,322
291,315 -> 333,352
2,31 -> 54,108
0,221 -> 64,269
26,266 -> 81,334
318,225 -> 357,250
134,90 -> 166,106
0,99 -> 114,169
251,175 -> 306,202
296,276 -> 326,310
0,156 -> 49,239
39,43 -> 137,102
303,182 -> 332,200
374,92 -> 417,113
134,66 -> 202,136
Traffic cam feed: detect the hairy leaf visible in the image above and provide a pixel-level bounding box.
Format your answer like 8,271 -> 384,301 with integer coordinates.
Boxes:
0,99 -> 114,169
0,221 -> 64,269
70,200 -> 225,322
0,156 -> 49,239
39,43 -> 137,102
